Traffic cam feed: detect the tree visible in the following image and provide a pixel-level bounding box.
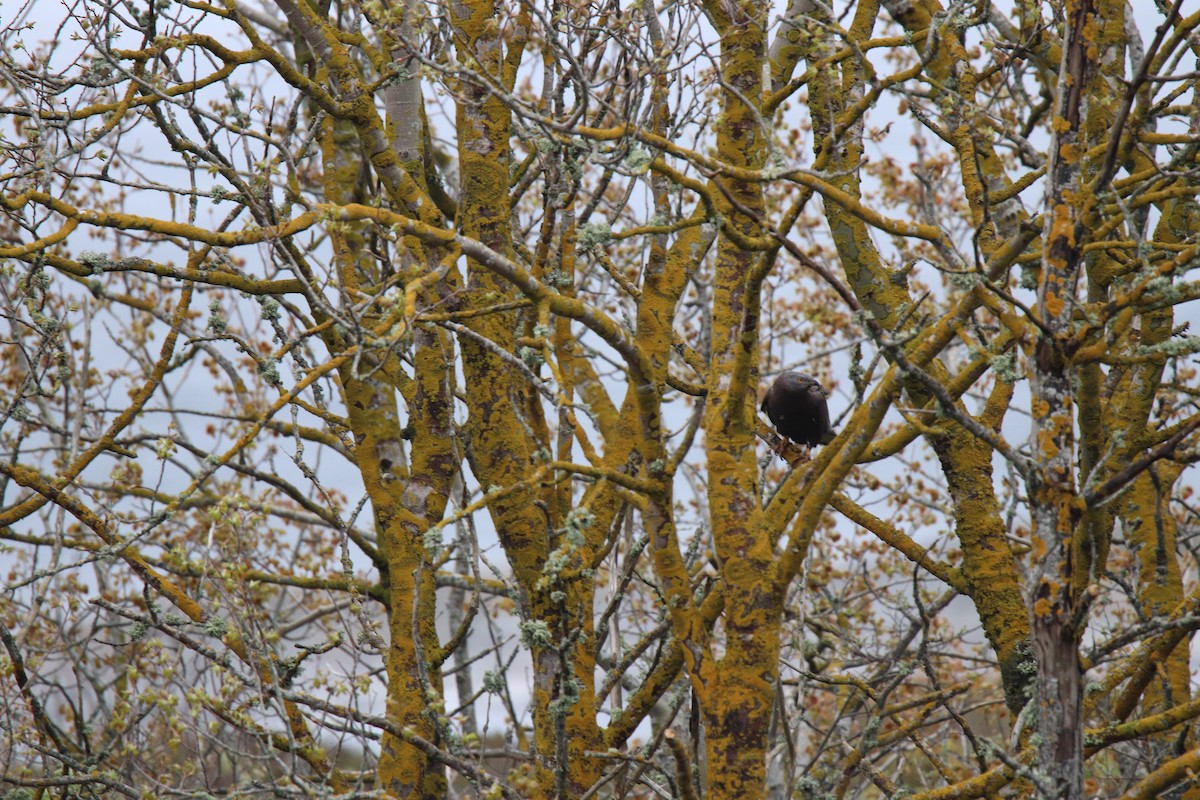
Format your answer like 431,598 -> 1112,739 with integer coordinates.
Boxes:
2,0 -> 1199,797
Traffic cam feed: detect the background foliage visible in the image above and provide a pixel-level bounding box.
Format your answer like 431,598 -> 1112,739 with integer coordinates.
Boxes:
2,0 -> 1199,798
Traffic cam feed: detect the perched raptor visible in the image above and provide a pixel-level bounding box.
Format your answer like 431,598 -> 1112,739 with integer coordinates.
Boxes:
761,372 -> 835,461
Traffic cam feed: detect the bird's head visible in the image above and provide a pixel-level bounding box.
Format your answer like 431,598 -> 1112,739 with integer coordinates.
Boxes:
778,371 -> 827,396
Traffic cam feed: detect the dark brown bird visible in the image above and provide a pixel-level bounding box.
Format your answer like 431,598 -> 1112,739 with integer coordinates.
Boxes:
761,372 -> 835,458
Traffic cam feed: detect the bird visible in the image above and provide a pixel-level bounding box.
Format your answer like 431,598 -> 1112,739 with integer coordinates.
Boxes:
761,372 -> 835,462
